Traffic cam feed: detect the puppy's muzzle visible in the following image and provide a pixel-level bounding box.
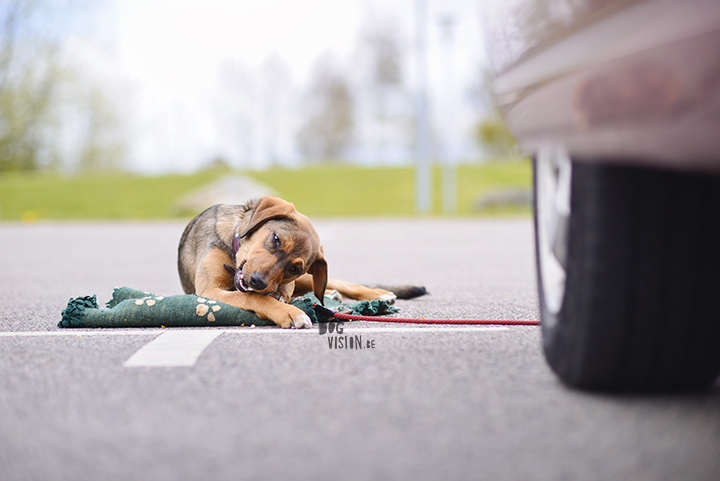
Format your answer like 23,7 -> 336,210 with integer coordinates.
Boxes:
223,263 -> 268,293
247,273 -> 267,291
224,263 -> 249,292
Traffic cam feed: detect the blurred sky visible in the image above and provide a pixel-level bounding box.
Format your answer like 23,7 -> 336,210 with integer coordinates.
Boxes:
76,0 -> 491,173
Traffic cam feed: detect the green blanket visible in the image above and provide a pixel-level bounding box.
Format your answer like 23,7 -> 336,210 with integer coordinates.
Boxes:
59,287 -> 398,328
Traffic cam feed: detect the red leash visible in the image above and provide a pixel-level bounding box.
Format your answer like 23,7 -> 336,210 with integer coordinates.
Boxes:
330,311 -> 540,326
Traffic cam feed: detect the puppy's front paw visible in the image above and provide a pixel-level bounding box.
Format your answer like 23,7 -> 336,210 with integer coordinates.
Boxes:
290,311 -> 312,329
276,305 -> 312,329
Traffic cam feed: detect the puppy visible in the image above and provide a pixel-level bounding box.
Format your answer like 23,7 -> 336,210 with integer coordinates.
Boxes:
178,196 -> 405,328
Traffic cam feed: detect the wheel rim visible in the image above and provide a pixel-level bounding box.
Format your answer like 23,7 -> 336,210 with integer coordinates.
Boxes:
536,148 -> 572,320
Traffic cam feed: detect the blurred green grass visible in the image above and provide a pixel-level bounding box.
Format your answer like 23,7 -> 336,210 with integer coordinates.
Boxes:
0,160 -> 531,221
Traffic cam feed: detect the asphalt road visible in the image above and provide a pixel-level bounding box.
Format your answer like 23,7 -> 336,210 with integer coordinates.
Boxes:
1,219 -> 719,481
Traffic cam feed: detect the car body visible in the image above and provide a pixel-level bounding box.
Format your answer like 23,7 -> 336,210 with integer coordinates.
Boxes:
488,0 -> 720,173
485,0 -> 720,391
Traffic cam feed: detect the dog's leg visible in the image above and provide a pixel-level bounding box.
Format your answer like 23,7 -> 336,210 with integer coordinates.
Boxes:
195,249 -> 312,328
327,279 -> 397,303
201,287 -> 312,328
293,275 -> 397,303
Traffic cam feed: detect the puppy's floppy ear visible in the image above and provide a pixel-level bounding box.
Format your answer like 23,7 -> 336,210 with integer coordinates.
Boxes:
239,196 -> 297,238
309,254 -> 328,306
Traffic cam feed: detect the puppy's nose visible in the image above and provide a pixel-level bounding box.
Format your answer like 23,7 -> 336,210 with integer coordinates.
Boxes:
248,273 -> 267,291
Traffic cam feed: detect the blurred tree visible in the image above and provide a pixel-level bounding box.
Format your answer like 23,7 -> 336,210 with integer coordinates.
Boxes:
214,61 -> 259,168
470,69 -> 517,158
514,0 -> 590,52
74,83 -> 127,173
363,16 -> 403,92
475,117 -> 517,158
215,56 -> 296,169
0,0 -> 126,173
259,54 -> 294,166
0,0 -> 61,171
296,55 -> 354,161
355,14 -> 413,161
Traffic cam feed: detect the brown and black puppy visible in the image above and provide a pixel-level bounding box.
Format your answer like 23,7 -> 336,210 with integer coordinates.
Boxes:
178,196 -> 399,328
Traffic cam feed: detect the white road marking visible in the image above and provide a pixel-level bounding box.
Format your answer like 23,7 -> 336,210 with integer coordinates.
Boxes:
0,326 -> 512,338
1,326 -> 517,368
0,330 -> 161,337
123,331 -> 224,367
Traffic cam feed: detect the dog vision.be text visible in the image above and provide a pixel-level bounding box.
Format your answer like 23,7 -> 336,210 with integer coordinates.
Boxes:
319,322 -> 376,350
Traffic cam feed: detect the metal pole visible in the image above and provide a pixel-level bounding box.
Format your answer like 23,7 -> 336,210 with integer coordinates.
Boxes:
415,0 -> 431,214
438,15 -> 457,214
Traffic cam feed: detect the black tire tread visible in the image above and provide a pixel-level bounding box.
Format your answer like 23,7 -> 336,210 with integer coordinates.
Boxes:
538,161 -> 720,391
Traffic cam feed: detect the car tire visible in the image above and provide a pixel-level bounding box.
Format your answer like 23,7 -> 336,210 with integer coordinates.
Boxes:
534,151 -> 720,391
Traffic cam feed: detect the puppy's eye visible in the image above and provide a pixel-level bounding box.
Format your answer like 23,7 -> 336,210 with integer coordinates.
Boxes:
272,233 -> 281,249
288,265 -> 302,276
